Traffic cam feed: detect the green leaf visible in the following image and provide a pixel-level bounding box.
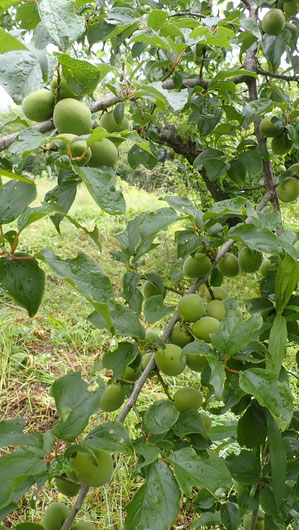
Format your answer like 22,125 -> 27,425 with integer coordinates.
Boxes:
0,29 -> 27,53
0,418 -> 27,447
221,502 -> 240,530
238,150 -> 262,177
240,17 -> 261,39
175,230 -> 203,259
173,410 -> 209,439
143,400 -> 179,436
168,448 -> 232,495
275,253 -> 299,314
0,0 -> 22,15
124,461 -> 180,530
225,449 -> 260,485
73,166 -> 126,215
50,372 -> 104,442
129,29 -> 171,52
57,53 -> 102,96
102,342 -> 138,381
0,256 -> 45,317
237,401 -> 266,448
266,412 -> 286,507
8,128 -> 52,161
85,421 -> 134,455
239,368 -> 293,431
267,315 -> 287,376
147,10 -> 168,31
211,299 -> 262,356
206,354 -> 226,398
128,144 -> 157,170
37,0 -> 85,52
228,224 -> 281,254
16,525 -> 44,530
0,51 -> 42,104
89,303 -> 145,339
262,35 -> 286,73
140,207 -> 178,241
144,295 -> 174,324
17,203 -> 62,232
0,168 -> 35,185
16,1 -> 41,31
0,180 -> 37,224
43,180 -> 78,233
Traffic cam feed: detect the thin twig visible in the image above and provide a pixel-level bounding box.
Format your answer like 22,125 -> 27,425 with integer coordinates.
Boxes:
257,68 -> 299,82
60,485 -> 89,530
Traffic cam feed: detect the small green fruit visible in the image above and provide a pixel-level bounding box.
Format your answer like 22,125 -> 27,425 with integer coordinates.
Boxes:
100,111 -> 129,133
53,98 -> 92,136
141,352 -> 156,374
259,116 -> 282,137
72,447 -> 113,487
155,344 -> 186,376
200,412 -> 212,432
99,383 -> 125,412
43,502 -> 69,530
52,134 -> 91,166
122,365 -> 141,381
173,387 -> 203,412
186,349 -> 209,372
88,139 -> 118,168
206,300 -> 226,321
271,133 -> 293,155
55,475 -> 80,497
183,253 -> 212,278
22,88 -> 55,122
192,316 -> 220,342
50,75 -> 81,101
259,259 -> 275,277
169,324 -> 193,347
289,162 -> 299,176
217,253 -> 240,277
206,286 -> 229,301
143,280 -> 164,299
207,222 -> 223,235
262,8 -> 285,34
178,294 -> 205,322
238,247 -> 263,273
277,177 -> 299,202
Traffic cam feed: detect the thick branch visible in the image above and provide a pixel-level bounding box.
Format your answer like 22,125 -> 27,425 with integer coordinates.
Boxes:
0,94 -> 122,152
149,123 -> 228,201
162,74 -> 251,91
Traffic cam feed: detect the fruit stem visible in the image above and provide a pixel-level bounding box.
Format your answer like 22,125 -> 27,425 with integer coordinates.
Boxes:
249,506 -> 259,530
155,371 -> 173,400
205,281 -> 215,299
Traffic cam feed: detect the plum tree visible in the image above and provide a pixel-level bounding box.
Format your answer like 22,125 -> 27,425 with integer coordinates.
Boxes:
262,8 -> 285,34
183,253 -> 212,278
99,383 -> 125,412
55,475 -> 80,497
206,300 -> 226,321
271,133 -> 293,155
155,344 -> 186,376
169,324 -> 193,347
277,177 -> 299,202
53,98 -> 92,135
192,316 -> 220,342
217,253 -> 240,277
43,503 -> 69,530
259,117 -> 282,137
173,387 -> 202,412
88,139 -> 118,168
177,294 -> 205,322
238,247 -> 263,273
71,448 -> 113,487
22,89 -> 55,122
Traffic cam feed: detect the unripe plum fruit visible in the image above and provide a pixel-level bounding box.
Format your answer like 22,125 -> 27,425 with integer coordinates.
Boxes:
53,98 -> 92,136
206,286 -> 229,301
141,352 -> 156,375
173,387 -> 203,412
71,447 -> 113,487
50,75 -> 81,100
277,177 -> 299,202
155,344 -> 186,376
146,329 -> 160,342
200,412 -> 212,432
238,247 -> 263,273
259,116 -> 282,137
100,111 -> 129,133
169,324 -> 193,347
52,134 -> 91,166
99,383 -> 125,412
262,8 -> 285,34
289,162 -> 299,176
243,513 -> 264,530
178,294 -> 205,322
71,521 -> 95,530
143,280 -> 164,299
183,253 -> 212,278
206,300 -> 226,321
22,88 -> 55,122
88,138 -> 118,168
43,502 -> 69,530
122,364 -> 142,381
192,316 -> 220,342
55,475 -> 80,497
271,133 -> 293,155
217,253 -> 240,277
186,350 -> 209,372
259,259 -> 275,277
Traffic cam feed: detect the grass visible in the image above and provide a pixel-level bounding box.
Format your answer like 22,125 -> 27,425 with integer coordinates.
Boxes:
0,178 -> 298,528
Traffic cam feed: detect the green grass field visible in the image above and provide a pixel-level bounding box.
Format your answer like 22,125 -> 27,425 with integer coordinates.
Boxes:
0,179 -> 298,528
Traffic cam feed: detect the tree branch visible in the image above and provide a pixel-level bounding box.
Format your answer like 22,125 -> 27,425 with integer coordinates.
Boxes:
162,74 -> 252,90
257,68 -> 299,82
60,485 -> 89,530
